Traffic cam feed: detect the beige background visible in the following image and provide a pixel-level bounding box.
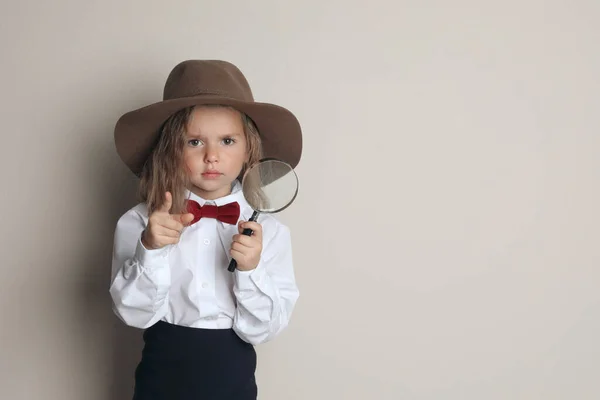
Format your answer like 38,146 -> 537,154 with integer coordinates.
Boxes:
1,1 -> 599,399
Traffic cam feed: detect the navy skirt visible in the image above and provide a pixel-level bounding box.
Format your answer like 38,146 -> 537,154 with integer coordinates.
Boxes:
132,321 -> 257,400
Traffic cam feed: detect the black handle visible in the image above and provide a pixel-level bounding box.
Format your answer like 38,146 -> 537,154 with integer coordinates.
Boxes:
228,211 -> 260,272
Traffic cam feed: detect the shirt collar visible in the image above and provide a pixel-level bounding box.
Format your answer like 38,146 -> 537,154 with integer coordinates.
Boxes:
184,180 -> 251,217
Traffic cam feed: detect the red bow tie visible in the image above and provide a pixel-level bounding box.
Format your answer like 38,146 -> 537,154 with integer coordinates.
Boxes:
186,200 -> 240,225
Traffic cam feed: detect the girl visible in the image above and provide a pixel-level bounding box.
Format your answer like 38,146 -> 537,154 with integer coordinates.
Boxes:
109,60 -> 302,400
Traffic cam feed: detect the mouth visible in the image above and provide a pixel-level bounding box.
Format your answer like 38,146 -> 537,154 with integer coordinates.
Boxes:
201,170 -> 223,179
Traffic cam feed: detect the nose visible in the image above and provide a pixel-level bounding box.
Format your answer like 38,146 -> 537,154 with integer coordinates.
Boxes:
204,143 -> 219,163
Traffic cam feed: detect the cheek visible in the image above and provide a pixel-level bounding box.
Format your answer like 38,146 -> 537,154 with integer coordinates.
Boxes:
183,153 -> 201,174
232,145 -> 249,163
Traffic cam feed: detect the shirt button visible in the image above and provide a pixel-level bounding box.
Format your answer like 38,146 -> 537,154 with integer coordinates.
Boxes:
204,239 -> 210,245
202,282 -> 209,289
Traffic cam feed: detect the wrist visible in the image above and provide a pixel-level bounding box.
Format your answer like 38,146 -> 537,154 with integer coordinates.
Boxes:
236,264 -> 257,272
141,231 -> 156,250
236,258 -> 259,271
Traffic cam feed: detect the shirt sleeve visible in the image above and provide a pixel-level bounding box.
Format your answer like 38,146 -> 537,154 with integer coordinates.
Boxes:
109,208 -> 171,329
232,222 -> 299,345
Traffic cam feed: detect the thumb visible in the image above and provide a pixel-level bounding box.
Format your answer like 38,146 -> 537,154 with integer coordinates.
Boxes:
159,191 -> 173,213
179,213 -> 195,226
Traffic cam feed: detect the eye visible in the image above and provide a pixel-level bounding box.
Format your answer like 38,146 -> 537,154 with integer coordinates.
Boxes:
188,139 -> 202,147
222,138 -> 236,146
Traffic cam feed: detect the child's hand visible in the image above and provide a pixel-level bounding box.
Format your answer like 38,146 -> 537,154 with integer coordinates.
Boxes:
230,221 -> 263,271
142,192 -> 194,250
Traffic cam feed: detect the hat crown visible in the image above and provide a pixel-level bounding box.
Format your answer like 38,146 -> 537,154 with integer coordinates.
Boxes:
163,60 -> 254,102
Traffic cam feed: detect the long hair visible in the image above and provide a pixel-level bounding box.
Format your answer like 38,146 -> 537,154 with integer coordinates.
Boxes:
138,105 -> 263,214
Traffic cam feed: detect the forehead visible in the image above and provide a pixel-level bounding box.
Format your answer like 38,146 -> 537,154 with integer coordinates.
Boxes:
186,106 -> 244,136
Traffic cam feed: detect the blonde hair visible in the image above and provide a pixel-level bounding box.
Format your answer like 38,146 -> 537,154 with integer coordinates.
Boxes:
139,105 -> 263,214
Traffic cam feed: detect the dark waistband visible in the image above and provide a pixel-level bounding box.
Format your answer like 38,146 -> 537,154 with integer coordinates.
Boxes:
142,321 -> 255,361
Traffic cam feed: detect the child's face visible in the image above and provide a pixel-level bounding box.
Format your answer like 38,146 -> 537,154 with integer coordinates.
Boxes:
184,106 -> 248,200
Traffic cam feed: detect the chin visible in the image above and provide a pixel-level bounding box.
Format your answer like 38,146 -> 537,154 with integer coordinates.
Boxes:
191,179 -> 233,194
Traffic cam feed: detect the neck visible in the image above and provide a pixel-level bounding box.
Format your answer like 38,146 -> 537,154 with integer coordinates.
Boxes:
189,184 -> 233,200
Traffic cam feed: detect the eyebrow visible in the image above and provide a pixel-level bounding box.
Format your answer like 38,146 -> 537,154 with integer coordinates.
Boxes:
186,132 -> 243,139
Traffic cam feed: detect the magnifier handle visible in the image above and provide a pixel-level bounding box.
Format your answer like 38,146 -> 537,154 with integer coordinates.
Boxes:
227,211 -> 260,272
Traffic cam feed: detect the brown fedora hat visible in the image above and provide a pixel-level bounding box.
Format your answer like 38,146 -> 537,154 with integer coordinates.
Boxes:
114,60 -> 302,176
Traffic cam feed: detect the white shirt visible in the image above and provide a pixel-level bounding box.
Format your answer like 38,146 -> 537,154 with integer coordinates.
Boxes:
109,181 -> 299,345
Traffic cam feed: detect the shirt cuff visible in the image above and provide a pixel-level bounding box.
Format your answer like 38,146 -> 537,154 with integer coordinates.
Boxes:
234,265 -> 267,291
134,237 -> 170,269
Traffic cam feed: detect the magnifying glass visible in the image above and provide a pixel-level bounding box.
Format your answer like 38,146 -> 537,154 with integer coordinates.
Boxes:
228,158 -> 299,272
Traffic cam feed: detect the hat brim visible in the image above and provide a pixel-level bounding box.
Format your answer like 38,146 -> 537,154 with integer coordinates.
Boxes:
114,95 -> 302,176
